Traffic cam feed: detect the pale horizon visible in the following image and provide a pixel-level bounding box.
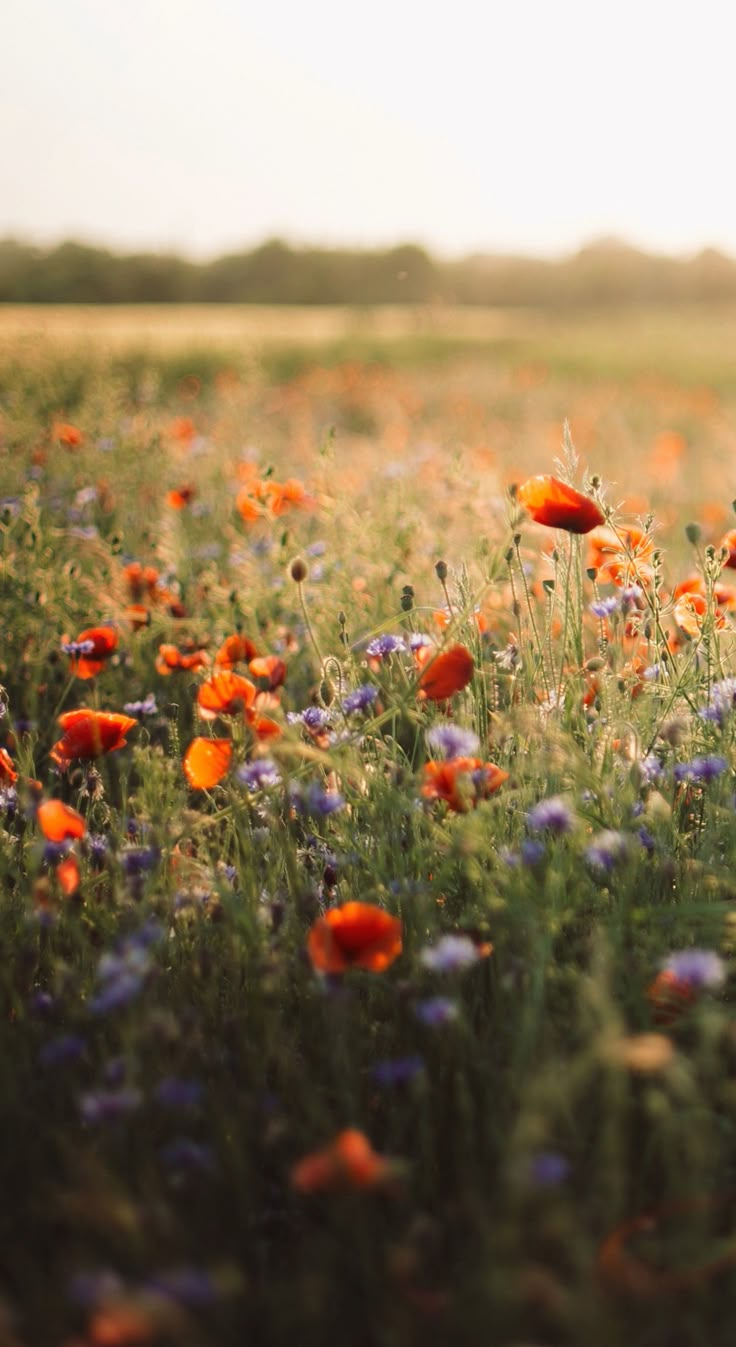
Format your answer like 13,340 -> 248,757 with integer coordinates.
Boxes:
4,0 -> 736,262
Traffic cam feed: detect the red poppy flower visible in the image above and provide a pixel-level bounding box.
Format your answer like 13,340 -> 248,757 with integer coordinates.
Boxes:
249,713 -> 282,741
249,654 -> 287,689
51,710 -> 137,765
422,758 -> 509,812
183,737 -> 233,789
263,478 -> 314,517
155,644 -> 210,676
647,969 -> 697,1025
0,747 -> 17,785
517,475 -> 605,534
307,901 -> 403,974
56,854 -> 81,897
37,799 -> 87,842
291,1128 -> 394,1194
587,525 -> 654,586
197,671 -> 256,720
52,421 -> 84,448
167,483 -> 195,509
167,416 -> 196,443
64,625 -> 118,679
235,487 -> 263,523
417,644 -> 474,701
215,634 -> 259,668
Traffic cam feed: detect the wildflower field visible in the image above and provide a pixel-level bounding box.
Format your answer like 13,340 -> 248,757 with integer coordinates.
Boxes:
4,311 -> 736,1346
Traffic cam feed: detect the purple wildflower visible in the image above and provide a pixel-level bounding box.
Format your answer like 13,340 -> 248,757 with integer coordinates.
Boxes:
289,781 -> 345,816
700,677 -> 736,726
365,634 -> 406,659
526,796 -> 573,834
79,1087 -> 142,1124
287,706 -> 332,731
420,934 -> 480,973
372,1056 -> 425,1087
529,1151 -> 570,1187
39,1034 -> 86,1068
585,830 -> 629,872
426,724 -> 480,759
155,1078 -> 204,1110
590,596 -> 619,618
414,996 -> 460,1026
237,758 -> 281,791
120,845 -> 160,876
123,693 -> 158,719
60,638 -> 96,657
341,684 -> 378,714
663,949 -> 726,989
520,839 -> 546,866
638,754 -> 664,786
674,756 -> 728,783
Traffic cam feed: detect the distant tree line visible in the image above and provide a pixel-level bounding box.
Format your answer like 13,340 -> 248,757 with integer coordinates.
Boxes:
2,236 -> 736,306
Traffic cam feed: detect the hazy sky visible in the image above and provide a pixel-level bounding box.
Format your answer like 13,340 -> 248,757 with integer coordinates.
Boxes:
3,0 -> 736,258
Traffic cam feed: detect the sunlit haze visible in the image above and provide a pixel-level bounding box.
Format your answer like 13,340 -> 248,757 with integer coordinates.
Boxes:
4,0 -> 736,259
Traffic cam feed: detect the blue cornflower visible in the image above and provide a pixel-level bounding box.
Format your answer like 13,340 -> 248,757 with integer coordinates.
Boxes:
426,724 -> 480,759
341,684 -> 378,714
372,1056 -> 425,1087
123,693 -> 158,719
585,830 -> 629,872
88,926 -> 160,1015
700,677 -> 736,727
60,638 -> 96,657
146,1268 -> 218,1308
39,1034 -> 86,1068
674,756 -> 728,783
638,754 -> 664,786
160,1138 -> 215,1174
287,706 -> 332,731
365,634 -> 406,659
79,1087 -> 142,1124
663,949 -> 726,989
526,796 -> 573,834
155,1078 -> 204,1110
289,781 -> 345,816
414,996 -> 460,1026
420,934 -> 480,973
590,596 -> 619,618
237,759 -> 281,791
520,839 -> 546,867
120,845 -> 160,876
306,540 -> 327,557
528,1151 -> 570,1187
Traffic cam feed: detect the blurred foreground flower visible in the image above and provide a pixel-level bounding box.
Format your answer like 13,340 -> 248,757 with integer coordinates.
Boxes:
51,710 -> 137,766
307,901 -> 402,974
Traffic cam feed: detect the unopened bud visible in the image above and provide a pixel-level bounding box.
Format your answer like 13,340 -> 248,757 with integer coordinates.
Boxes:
435,560 -> 448,582
289,556 -> 308,583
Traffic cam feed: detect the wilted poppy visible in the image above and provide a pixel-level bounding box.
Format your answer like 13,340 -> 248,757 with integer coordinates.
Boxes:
215,633 -> 259,668
307,901 -> 402,974
422,758 -> 508,812
517,475 -> 605,534
64,625 -> 118,679
183,737 -> 233,789
51,710 -> 137,765
37,799 -> 87,842
249,654 -> 287,689
417,644 -> 474,701
291,1128 -> 394,1193
197,671 -> 256,720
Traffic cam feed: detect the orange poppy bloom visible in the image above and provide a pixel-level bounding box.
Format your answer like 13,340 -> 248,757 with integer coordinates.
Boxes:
291,1128 -> 394,1194
64,625 -> 118,679
673,591 -> 728,639
51,710 -> 137,765
167,415 -> 196,443
307,901 -> 403,975
52,421 -> 84,448
183,737 -> 233,789
125,604 -> 152,630
672,574 -> 736,610
417,644 -> 474,701
155,644 -> 210,676
123,562 -> 161,602
166,483 -> 195,509
422,758 -> 509,812
263,478 -> 314,518
57,854 -> 81,897
235,486 -> 263,523
517,475 -> 605,534
37,799 -> 87,842
249,654 -> 287,689
0,747 -> 18,785
215,633 -> 259,668
587,525 -> 654,586
197,671 -> 256,719
249,713 -> 283,741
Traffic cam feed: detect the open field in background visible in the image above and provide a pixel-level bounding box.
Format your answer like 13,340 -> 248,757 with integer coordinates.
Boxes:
4,311 -> 736,1346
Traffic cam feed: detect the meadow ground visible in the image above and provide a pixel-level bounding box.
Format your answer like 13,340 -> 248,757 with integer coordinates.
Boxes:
3,306 -> 736,1346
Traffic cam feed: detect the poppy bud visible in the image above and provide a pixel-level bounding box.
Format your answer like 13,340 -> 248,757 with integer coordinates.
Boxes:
435,560 -> 448,583
685,522 -> 701,545
290,557 -> 308,583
